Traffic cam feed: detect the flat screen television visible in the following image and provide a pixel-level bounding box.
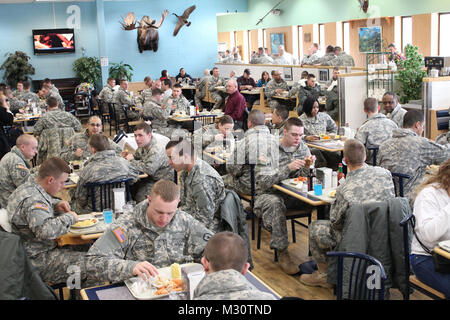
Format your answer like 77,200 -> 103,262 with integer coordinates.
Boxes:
32,28 -> 75,54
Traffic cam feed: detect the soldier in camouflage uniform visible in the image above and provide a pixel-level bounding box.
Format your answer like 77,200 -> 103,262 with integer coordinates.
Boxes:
324,68 -> 340,121
377,110 -> 450,201
18,81 -> 41,104
382,92 -> 407,128
60,116 -> 122,162
40,84 -> 65,110
5,88 -> 27,113
292,74 -> 324,115
300,139 -> 395,288
301,43 -> 322,65
194,70 -> 212,110
223,109 -> 280,196
7,158 -> 90,285
250,47 -> 274,64
123,122 -> 174,203
34,96 -> 82,164
97,78 -> 116,113
165,138 -> 226,233
162,83 -> 191,115
85,180 -> 213,283
194,232 -> 275,300
194,115 -> 235,149
142,88 -> 172,137
325,46 -> 355,67
253,118 -> 316,275
267,105 -> 289,138
12,82 -> 23,98
208,67 -> 227,110
265,70 -> 290,113
0,135 -> 38,208
435,131 -> 450,147
112,80 -> 140,121
354,98 -> 398,165
314,45 -> 336,65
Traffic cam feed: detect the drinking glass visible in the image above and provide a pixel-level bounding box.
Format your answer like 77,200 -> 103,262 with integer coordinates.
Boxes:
103,208 -> 114,224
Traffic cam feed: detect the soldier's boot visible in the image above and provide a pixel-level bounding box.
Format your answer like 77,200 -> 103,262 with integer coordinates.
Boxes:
278,248 -> 300,275
299,263 -> 333,288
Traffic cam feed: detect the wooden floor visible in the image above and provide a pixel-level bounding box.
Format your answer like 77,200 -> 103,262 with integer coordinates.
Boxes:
98,119 -> 430,301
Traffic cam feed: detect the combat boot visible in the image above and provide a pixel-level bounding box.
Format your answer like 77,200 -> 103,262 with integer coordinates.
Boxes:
278,248 -> 300,275
299,262 -> 333,288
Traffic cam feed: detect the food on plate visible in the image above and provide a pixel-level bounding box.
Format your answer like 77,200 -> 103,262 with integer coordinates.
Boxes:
293,176 -> 307,183
72,219 -> 96,228
171,263 -> 181,279
154,278 -> 184,295
328,190 -> 336,198
322,135 -> 330,140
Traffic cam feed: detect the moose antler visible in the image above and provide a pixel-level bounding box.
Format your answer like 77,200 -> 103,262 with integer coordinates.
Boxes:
120,12 -> 138,30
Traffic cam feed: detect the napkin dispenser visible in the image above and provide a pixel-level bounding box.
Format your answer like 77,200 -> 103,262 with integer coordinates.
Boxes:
181,263 -> 205,300
316,167 -> 332,190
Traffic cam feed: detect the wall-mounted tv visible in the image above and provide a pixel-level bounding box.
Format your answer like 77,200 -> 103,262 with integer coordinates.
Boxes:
32,28 -> 75,54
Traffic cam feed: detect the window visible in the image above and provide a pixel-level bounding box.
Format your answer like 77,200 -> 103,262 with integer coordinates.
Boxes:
343,22 -> 350,54
319,24 -> 325,50
401,16 -> 412,51
298,26 -> 303,59
263,29 -> 267,49
439,13 -> 450,55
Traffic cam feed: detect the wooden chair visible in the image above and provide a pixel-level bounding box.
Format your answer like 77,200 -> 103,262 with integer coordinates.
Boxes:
399,213 -> 446,300
122,104 -> 141,133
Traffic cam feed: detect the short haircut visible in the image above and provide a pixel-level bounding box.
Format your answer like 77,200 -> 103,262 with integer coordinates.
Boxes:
151,180 -> 180,202
23,81 -> 31,90
363,97 -> 378,113
16,134 -> 36,147
388,43 -> 396,48
88,115 -> 102,124
38,157 -> 70,180
43,78 -> 51,84
120,79 -> 127,85
165,137 -> 195,158
204,232 -> 248,272
284,117 -> 304,131
303,97 -> 319,117
88,133 -> 110,152
134,121 -> 152,134
244,68 -> 251,75
152,88 -> 163,96
212,67 -> 219,72
271,70 -> 276,76
326,45 -> 335,53
248,109 -> 265,126
46,96 -> 58,108
161,69 -> 168,77
403,109 -> 424,128
335,46 -> 342,51
218,115 -> 234,125
313,43 -> 319,49
274,105 -> 289,121
163,78 -> 172,88
307,74 -> 316,80
333,67 -> 340,72
301,71 -> 309,77
107,77 -> 115,82
144,76 -> 151,82
173,83 -> 182,89
344,139 -> 366,165
383,91 -> 398,101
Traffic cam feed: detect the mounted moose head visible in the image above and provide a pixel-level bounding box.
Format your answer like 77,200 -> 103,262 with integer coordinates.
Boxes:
120,10 -> 168,53
358,0 -> 369,13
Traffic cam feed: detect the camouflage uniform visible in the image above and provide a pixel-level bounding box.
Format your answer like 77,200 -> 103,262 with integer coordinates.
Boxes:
19,90 -> 41,104
9,97 -> 27,113
70,150 -> 140,214
85,200 -> 213,283
60,129 -> 122,162
267,121 -> 286,138
179,158 -> 226,232
301,52 -> 321,65
254,139 -> 313,251
265,79 -> 290,112
354,113 -> 398,164
250,54 -> 274,64
98,84 -> 115,103
194,75 -> 212,110
326,52 -> 355,67
162,94 -> 191,115
292,83 -> 324,115
0,146 -> 34,208
309,164 -> 395,263
7,179 -> 88,284
33,109 -> 82,164
208,76 -> 227,110
142,99 -> 172,137
377,128 -> 450,200
435,131 -> 450,147
12,90 -> 23,99
315,53 -> 336,65
224,125 -> 280,196
193,269 -> 276,300
113,87 -> 140,121
48,91 -> 65,110
129,137 -> 174,203
324,81 -> 339,121
136,88 -> 153,108
384,104 -> 407,128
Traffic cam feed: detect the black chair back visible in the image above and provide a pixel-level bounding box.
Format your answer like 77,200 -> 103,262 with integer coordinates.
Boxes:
367,146 -> 379,166
84,177 -> 133,212
391,172 -> 411,197
108,102 -> 119,135
326,251 -> 387,300
399,212 -> 414,300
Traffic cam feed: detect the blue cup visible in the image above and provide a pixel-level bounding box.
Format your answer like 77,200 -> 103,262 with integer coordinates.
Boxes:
103,209 -> 113,224
314,183 -> 323,196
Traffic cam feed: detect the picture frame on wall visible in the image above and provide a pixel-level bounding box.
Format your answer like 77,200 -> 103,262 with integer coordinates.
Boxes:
359,26 -> 382,53
283,67 -> 293,81
270,33 -> 285,54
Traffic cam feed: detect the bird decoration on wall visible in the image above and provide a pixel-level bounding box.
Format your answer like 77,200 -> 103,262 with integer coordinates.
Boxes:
120,10 -> 169,53
358,0 -> 369,13
172,5 -> 196,36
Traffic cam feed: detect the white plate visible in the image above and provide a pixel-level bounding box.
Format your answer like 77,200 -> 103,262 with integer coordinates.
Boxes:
281,178 -> 305,190
438,240 -> 450,252
71,218 -> 98,229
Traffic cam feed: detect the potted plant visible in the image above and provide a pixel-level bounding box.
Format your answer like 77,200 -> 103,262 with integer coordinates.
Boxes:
109,61 -> 133,81
0,51 -> 35,88
395,44 -> 427,104
72,56 -> 102,87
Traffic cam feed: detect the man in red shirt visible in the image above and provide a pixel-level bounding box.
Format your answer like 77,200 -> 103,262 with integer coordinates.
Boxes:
225,79 -> 247,130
